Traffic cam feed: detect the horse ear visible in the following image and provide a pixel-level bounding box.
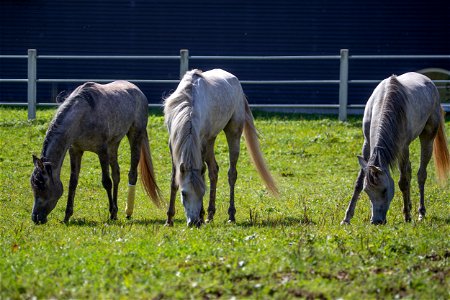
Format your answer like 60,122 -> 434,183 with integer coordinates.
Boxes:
357,156 -> 368,171
33,155 -> 44,170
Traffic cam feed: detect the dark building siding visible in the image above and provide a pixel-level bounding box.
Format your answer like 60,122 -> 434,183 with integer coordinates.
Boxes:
1,0 -> 449,105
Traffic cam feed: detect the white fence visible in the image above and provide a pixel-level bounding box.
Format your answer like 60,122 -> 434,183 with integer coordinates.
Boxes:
1,49 -> 449,121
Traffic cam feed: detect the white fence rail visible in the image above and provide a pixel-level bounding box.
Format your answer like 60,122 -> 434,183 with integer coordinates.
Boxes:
1,49 -> 449,121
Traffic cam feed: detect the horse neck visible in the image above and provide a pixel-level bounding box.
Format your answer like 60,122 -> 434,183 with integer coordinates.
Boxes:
41,112 -> 81,178
371,117 -> 405,170
171,119 -> 203,171
370,76 -> 408,169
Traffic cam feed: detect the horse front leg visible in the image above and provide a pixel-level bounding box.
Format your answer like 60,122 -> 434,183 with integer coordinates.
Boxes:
205,142 -> 219,223
98,146 -> 116,220
398,150 -> 412,222
342,169 -> 365,224
65,148 -> 83,223
165,160 -> 177,226
342,141 -> 370,225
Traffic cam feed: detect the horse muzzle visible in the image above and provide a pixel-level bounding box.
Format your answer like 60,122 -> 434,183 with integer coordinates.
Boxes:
32,213 -> 48,224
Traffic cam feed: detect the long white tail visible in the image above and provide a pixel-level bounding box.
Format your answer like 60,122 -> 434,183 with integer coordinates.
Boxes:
242,99 -> 279,196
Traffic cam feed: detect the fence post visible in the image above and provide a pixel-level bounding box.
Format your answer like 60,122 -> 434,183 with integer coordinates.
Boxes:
180,49 -> 189,79
27,49 -> 37,120
339,49 -> 349,122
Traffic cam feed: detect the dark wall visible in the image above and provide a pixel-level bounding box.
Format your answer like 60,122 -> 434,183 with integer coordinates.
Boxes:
1,0 -> 449,104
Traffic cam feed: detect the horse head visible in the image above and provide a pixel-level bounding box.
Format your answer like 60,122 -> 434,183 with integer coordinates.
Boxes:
358,156 -> 395,225
178,162 -> 206,227
30,155 -> 63,224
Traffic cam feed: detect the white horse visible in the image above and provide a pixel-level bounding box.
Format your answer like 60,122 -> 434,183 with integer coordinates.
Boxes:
342,72 -> 449,225
164,69 -> 279,226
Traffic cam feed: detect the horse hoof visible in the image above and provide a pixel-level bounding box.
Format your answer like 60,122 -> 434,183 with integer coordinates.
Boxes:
164,221 -> 174,227
206,218 -> 213,224
227,219 -> 236,224
126,215 -> 132,220
418,215 -> 425,221
340,220 -> 350,225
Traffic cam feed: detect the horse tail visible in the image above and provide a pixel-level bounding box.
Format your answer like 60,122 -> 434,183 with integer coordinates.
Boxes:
139,131 -> 163,207
433,107 -> 450,183
242,98 -> 279,196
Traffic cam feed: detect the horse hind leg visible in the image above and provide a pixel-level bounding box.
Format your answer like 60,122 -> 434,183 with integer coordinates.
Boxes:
398,149 -> 412,222
126,128 -> 143,218
224,122 -> 243,223
417,134 -> 435,221
109,145 -> 121,218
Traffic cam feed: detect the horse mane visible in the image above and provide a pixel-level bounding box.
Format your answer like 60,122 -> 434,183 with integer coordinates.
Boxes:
163,69 -> 205,190
42,82 -> 98,157
371,75 -> 408,169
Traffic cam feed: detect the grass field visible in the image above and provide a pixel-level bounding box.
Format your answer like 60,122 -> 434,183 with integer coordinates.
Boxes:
0,107 -> 449,299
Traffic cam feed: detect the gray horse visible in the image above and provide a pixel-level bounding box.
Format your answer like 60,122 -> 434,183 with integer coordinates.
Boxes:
164,69 -> 279,226
342,72 -> 449,225
31,81 -> 162,224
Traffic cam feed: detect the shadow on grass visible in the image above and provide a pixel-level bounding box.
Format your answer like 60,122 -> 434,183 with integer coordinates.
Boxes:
64,216 -> 316,228
63,217 -> 186,227
428,215 -> 450,225
237,216 -> 316,228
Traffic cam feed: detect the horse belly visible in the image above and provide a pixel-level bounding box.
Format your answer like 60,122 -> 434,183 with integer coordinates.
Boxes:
74,120 -> 130,152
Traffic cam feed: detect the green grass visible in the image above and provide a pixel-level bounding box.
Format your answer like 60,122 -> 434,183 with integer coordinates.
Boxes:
0,107 -> 449,299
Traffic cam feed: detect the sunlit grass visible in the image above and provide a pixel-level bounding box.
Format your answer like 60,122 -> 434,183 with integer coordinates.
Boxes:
0,107 -> 449,299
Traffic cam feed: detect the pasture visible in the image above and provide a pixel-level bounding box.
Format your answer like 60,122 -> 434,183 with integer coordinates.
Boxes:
0,107 -> 449,299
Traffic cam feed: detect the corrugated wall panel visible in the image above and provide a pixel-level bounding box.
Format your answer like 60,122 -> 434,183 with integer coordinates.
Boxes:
1,0 -> 449,105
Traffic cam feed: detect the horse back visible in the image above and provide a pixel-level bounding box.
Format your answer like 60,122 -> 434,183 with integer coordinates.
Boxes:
397,72 -> 441,137
194,69 -> 246,138
67,81 -> 148,149
364,72 -> 440,146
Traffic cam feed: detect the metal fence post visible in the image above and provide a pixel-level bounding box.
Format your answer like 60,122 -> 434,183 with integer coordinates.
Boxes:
180,49 -> 189,79
339,49 -> 349,122
27,49 -> 37,120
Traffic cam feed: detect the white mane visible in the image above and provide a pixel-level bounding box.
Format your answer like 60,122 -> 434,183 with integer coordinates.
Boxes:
163,69 -> 204,183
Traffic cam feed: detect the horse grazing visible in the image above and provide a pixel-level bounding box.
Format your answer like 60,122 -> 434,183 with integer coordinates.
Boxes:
30,81 -> 162,224
164,69 -> 279,226
342,72 -> 449,225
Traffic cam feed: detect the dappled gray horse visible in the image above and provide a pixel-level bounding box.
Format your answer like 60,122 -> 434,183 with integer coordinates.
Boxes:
31,81 -> 162,224
342,72 -> 449,225
164,69 -> 279,226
